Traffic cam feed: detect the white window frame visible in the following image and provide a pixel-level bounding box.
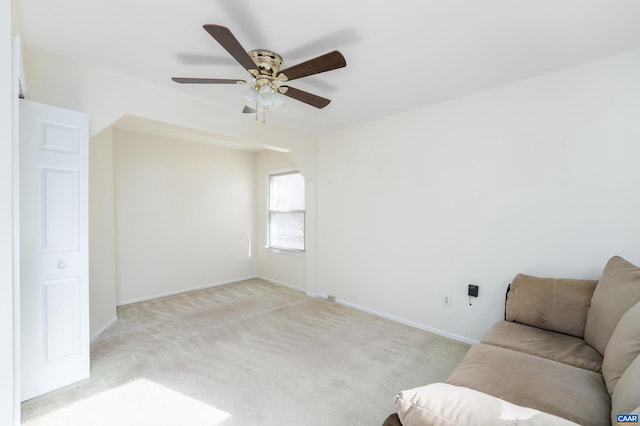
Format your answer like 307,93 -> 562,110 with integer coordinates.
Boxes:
267,170 -> 305,254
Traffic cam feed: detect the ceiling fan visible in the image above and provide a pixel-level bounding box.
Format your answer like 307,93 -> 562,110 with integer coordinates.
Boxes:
172,24 -> 347,121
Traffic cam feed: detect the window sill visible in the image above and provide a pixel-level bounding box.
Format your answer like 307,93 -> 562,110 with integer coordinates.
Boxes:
265,247 -> 306,258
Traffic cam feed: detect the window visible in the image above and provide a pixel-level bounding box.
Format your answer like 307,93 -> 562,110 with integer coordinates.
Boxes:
268,172 -> 305,252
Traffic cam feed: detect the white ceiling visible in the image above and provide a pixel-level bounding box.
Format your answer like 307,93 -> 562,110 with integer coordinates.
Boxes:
17,0 -> 640,136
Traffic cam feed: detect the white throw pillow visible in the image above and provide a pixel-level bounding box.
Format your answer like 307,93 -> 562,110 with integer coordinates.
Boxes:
395,383 -> 579,426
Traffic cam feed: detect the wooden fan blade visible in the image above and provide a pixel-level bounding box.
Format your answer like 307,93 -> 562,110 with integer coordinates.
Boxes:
280,86 -> 331,109
203,24 -> 257,72
278,50 -> 346,82
242,106 -> 256,114
172,77 -> 245,84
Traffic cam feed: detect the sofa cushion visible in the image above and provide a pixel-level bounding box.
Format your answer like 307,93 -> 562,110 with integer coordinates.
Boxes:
482,321 -> 602,372
603,301 -> 640,395
585,256 -> 640,354
395,383 -> 579,426
446,343 -> 610,426
506,274 -> 597,337
611,354 -> 640,425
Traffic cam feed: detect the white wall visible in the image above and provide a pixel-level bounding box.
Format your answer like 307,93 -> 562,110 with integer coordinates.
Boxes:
113,129 -> 257,303
89,127 -> 117,338
318,49 -> 640,342
255,150 -> 307,290
1,0 -> 18,422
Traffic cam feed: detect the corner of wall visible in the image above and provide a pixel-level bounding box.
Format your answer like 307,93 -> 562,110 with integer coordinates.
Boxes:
89,126 -> 118,338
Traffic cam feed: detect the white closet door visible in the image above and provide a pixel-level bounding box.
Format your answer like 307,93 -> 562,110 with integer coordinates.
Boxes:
20,99 -> 90,401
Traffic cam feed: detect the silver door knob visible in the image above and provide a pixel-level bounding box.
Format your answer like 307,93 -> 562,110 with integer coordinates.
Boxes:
58,261 -> 66,269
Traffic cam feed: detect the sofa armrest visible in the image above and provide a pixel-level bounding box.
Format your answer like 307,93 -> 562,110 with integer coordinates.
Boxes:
506,273 -> 598,337
395,383 -> 579,426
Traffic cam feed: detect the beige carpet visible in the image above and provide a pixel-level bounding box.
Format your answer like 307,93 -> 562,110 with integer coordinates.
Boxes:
21,279 -> 469,426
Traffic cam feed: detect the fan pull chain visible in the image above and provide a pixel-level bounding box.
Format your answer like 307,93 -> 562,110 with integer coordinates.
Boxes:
262,109 -> 266,124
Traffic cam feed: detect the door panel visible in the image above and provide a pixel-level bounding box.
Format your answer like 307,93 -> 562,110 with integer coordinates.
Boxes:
44,277 -> 81,361
40,121 -> 80,154
20,99 -> 89,401
42,168 -> 79,251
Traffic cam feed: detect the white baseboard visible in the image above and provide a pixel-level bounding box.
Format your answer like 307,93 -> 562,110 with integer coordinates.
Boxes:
117,275 -> 260,306
91,315 -> 118,343
307,291 -> 478,345
257,275 -> 306,293
115,276 -> 477,345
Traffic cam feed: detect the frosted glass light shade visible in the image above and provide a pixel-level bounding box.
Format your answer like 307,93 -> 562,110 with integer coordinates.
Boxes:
272,93 -> 285,109
258,84 -> 275,107
243,87 -> 258,108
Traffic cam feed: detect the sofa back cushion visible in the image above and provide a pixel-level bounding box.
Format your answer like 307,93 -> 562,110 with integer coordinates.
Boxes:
585,256 -> 640,354
505,274 -> 597,337
611,354 -> 640,425
603,301 -> 640,395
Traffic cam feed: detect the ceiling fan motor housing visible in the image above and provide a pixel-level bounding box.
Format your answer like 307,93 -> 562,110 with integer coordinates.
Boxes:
249,49 -> 283,76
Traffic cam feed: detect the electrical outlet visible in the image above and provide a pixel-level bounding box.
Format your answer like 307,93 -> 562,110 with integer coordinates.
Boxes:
443,295 -> 451,307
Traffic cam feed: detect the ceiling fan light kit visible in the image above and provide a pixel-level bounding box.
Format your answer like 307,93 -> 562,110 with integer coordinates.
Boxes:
243,80 -> 286,123
172,24 -> 346,123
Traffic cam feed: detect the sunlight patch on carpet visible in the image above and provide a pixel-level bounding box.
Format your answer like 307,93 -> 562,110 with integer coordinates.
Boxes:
26,379 -> 231,426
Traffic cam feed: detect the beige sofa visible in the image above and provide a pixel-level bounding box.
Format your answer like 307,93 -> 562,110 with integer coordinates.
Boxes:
384,256 -> 640,426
